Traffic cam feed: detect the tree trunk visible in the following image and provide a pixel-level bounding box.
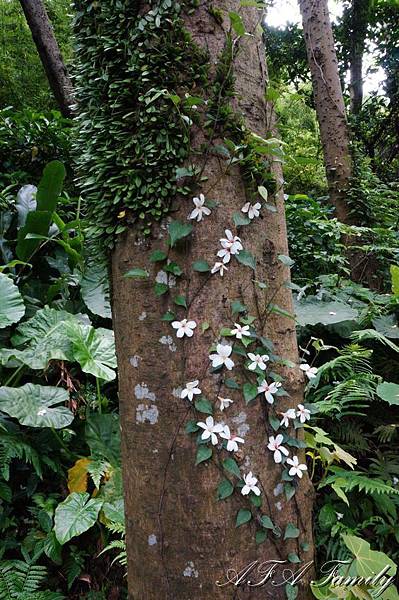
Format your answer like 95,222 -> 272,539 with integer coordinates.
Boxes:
108,3 -> 315,599
348,0 -> 370,115
18,0 -> 73,117
298,0 -> 352,222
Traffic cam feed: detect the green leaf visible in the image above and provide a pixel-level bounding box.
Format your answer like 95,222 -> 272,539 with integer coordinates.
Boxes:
243,382 -> 258,404
165,262 -> 183,276
168,220 -> 193,247
196,445 -> 212,465
236,508 -> 252,527
391,265 -> 399,297
233,211 -> 251,226
54,492 -> 103,545
223,457 -> 241,478
0,273 -> 25,329
278,254 -> 295,267
229,11 -> 245,35
185,420 -> 199,433
154,282 -> 169,296
85,414 -> 121,466
174,295 -> 187,308
260,515 -> 275,530
217,479 -> 234,500
231,300 -> 247,315
288,553 -> 301,564
258,186 -> 268,201
194,397 -> 213,414
36,160 -> 66,213
192,260 -> 211,272
236,250 -> 256,270
124,268 -> 149,279
66,322 -> 117,381
294,298 -> 358,327
285,584 -> 299,600
161,310 -> 176,322
284,523 -> 300,539
342,534 -> 397,579
81,257 -> 111,319
150,249 -> 168,262
225,378 -> 240,389
0,383 -> 72,429
256,530 -> 267,544
102,498 -> 125,525
377,382 -> 399,406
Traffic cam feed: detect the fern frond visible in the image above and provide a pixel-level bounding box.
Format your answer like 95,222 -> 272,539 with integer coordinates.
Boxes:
0,432 -> 42,481
351,329 -> 399,354
321,468 -> 399,497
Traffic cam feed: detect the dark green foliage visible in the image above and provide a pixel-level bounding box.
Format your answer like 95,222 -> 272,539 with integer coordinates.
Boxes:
72,0 -> 208,247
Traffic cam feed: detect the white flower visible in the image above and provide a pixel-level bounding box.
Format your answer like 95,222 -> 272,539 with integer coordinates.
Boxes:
220,425 -> 245,452
209,343 -> 235,370
197,416 -> 224,446
300,363 -> 318,379
287,455 -> 308,478
247,353 -> 269,371
242,202 -> 261,220
211,261 -> 228,276
241,471 -> 261,496
280,408 -> 296,428
218,396 -> 233,411
37,408 -> 47,416
296,404 -> 311,423
217,229 -> 242,263
230,323 -> 250,340
181,380 -> 201,401
267,434 -> 289,464
336,512 -> 344,521
171,318 -> 197,338
257,380 -> 281,404
189,193 -> 211,222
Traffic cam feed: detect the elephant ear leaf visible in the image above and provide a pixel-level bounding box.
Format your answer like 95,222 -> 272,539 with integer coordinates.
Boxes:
0,273 -> 25,328
54,492 -> 103,545
0,383 -> 73,429
66,322 -> 117,381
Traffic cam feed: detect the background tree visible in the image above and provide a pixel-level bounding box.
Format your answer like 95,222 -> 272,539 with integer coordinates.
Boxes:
298,0 -> 352,223
73,0 -> 315,598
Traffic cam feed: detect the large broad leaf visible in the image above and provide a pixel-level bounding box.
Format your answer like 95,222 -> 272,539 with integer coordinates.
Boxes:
16,161 -> 66,261
85,414 -> 120,466
0,273 -> 25,328
343,534 -> 397,579
80,258 -> 111,319
377,382 -> 399,406
1,307 -> 79,370
372,315 -> 399,339
15,184 -> 37,228
294,298 -> 358,327
66,322 -> 117,381
54,492 -> 103,545
0,383 -> 72,428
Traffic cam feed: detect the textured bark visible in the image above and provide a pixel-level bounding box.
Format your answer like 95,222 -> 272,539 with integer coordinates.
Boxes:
111,2 -> 314,599
348,0 -> 370,114
19,0 -> 73,117
299,0 -> 352,222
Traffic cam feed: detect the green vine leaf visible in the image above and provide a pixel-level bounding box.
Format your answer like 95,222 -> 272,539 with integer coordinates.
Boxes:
150,249 -> 168,262
233,212 -> 251,226
223,457 -> 241,478
260,515 -> 275,530
236,508 -> 252,527
185,420 -> 199,433
124,268 -> 149,279
196,445 -> 212,465
217,479 -> 234,501
284,523 -> 300,539
278,254 -> 295,267
154,283 -> 169,296
165,262 -> 183,276
229,11 -> 245,36
174,295 -> 187,308
236,250 -> 256,270
243,382 -> 258,404
285,584 -> 299,600
161,310 -> 176,322
193,260 -> 211,272
288,553 -> 301,564
231,300 -> 247,315
256,530 -> 267,544
194,397 -> 213,414
258,186 -> 268,201
168,220 -> 193,247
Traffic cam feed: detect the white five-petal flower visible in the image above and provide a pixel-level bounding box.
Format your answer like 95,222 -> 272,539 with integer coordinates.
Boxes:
211,262 -> 228,276
242,202 -> 261,220
197,416 -> 224,446
257,380 -> 281,404
300,363 -> 318,379
280,408 -> 296,428
247,353 -> 269,371
220,425 -> 245,452
287,455 -> 308,478
267,434 -> 289,464
241,471 -> 261,496
296,404 -> 311,423
217,229 -> 243,263
181,380 -> 201,402
171,318 -> 197,338
230,323 -> 250,339
218,396 -> 233,411
189,193 -> 211,222
209,343 -> 235,370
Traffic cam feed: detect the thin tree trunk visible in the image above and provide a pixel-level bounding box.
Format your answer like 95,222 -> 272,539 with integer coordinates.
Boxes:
298,0 -> 352,222
19,0 -> 73,117
348,0 -> 370,114
110,2 -> 314,599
